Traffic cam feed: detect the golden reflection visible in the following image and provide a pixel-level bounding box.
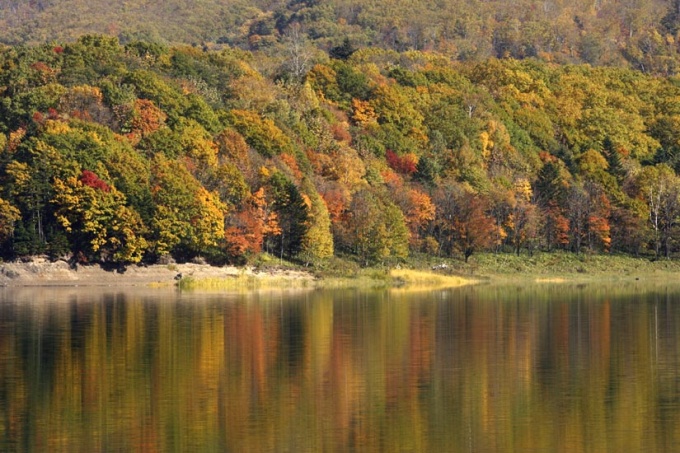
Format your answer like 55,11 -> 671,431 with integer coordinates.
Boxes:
0,285 -> 679,451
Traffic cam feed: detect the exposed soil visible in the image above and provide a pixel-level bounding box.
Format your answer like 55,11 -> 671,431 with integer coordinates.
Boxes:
0,257 -> 313,287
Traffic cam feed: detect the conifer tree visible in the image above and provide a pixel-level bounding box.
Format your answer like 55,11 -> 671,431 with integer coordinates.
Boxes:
603,137 -> 625,183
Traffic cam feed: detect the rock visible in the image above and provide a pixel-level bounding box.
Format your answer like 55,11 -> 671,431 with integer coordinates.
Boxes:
0,266 -> 20,279
158,254 -> 176,265
191,256 -> 207,265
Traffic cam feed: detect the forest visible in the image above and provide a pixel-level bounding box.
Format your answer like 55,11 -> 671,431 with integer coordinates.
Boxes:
3,0 -> 680,75
1,33 -> 680,266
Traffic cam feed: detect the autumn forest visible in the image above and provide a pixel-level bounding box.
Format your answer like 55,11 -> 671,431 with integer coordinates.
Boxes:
3,1 -> 680,266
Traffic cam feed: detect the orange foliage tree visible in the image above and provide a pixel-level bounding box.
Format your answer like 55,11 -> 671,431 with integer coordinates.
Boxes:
433,183 -> 495,262
224,187 -> 281,259
542,202 -> 570,251
124,99 -> 167,143
403,188 -> 436,248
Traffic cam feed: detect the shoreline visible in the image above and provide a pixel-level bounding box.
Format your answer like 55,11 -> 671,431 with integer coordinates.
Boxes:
0,258 -> 478,290
0,258 -> 315,288
4,252 -> 680,289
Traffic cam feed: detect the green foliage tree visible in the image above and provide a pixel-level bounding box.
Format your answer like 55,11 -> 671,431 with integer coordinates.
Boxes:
149,155 -> 225,259
266,171 -> 309,258
228,109 -> 295,157
343,187 -> 408,266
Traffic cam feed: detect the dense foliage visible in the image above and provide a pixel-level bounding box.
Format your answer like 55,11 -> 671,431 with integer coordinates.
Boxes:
4,0 -> 680,75
1,36 -> 680,265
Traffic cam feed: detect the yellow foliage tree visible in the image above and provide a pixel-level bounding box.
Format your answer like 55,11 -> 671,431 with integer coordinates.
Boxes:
52,171 -> 148,262
300,179 -> 334,262
0,198 -> 21,243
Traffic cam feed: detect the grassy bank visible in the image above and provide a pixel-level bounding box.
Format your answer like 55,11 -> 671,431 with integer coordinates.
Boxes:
433,251 -> 680,283
172,251 -> 680,291
5,251 -> 676,290
177,274 -> 315,291
476,253 -> 680,280
177,266 -> 477,292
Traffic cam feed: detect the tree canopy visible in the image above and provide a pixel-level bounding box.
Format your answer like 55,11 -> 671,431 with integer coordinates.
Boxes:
1,37 -> 680,265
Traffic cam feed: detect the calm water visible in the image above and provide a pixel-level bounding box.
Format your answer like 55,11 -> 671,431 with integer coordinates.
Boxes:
0,283 -> 679,452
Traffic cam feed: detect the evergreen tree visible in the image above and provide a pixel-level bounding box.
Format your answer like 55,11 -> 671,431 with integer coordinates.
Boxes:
603,137 -> 625,183
329,38 -> 356,61
268,172 -> 310,258
535,160 -> 567,208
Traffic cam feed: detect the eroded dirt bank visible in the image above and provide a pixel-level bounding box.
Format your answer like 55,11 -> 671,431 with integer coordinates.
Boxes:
0,257 -> 313,287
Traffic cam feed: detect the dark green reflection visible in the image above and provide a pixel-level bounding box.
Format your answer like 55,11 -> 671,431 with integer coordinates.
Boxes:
0,284 -> 679,452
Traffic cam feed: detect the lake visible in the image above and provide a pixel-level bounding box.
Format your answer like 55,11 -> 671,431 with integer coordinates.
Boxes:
0,283 -> 679,452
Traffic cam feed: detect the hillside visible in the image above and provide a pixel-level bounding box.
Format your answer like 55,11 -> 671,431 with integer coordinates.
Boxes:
2,0 -> 680,73
1,36 -> 680,266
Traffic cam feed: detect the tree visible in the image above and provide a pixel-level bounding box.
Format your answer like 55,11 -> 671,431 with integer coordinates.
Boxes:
454,191 -> 495,262
610,202 -> 648,256
535,159 -> 568,208
58,85 -> 112,125
636,164 -> 680,258
343,188 -> 408,265
123,70 -> 188,123
52,169 -> 148,262
487,184 -> 513,252
541,202 -> 570,252
329,38 -> 356,60
401,188 -> 436,249
602,137 -> 625,183
509,197 -> 541,256
433,182 -> 495,262
150,155 -> 225,259
661,0 -> 680,35
4,138 -> 79,254
386,149 -> 418,175
505,180 -> 541,256
586,181 -> 612,252
281,23 -> 315,82
566,182 -> 588,253
298,180 -> 333,262
267,171 -> 309,258
224,187 -> 281,259
228,110 -> 295,157
123,98 -> 167,143
0,198 -> 20,245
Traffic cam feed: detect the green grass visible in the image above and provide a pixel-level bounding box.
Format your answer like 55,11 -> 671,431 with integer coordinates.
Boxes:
175,251 -> 680,292
464,251 -> 680,282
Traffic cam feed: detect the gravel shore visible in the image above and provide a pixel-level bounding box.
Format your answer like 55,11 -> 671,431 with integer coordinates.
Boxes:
0,257 -> 313,287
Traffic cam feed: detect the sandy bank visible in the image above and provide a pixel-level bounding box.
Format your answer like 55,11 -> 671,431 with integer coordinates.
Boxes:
0,257 -> 314,287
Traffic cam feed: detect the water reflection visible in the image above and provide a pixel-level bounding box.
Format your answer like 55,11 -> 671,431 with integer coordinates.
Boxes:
0,284 -> 679,451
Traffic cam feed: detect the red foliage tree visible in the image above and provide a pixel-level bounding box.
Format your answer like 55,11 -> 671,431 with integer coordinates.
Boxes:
80,170 -> 111,193
386,150 -> 417,175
